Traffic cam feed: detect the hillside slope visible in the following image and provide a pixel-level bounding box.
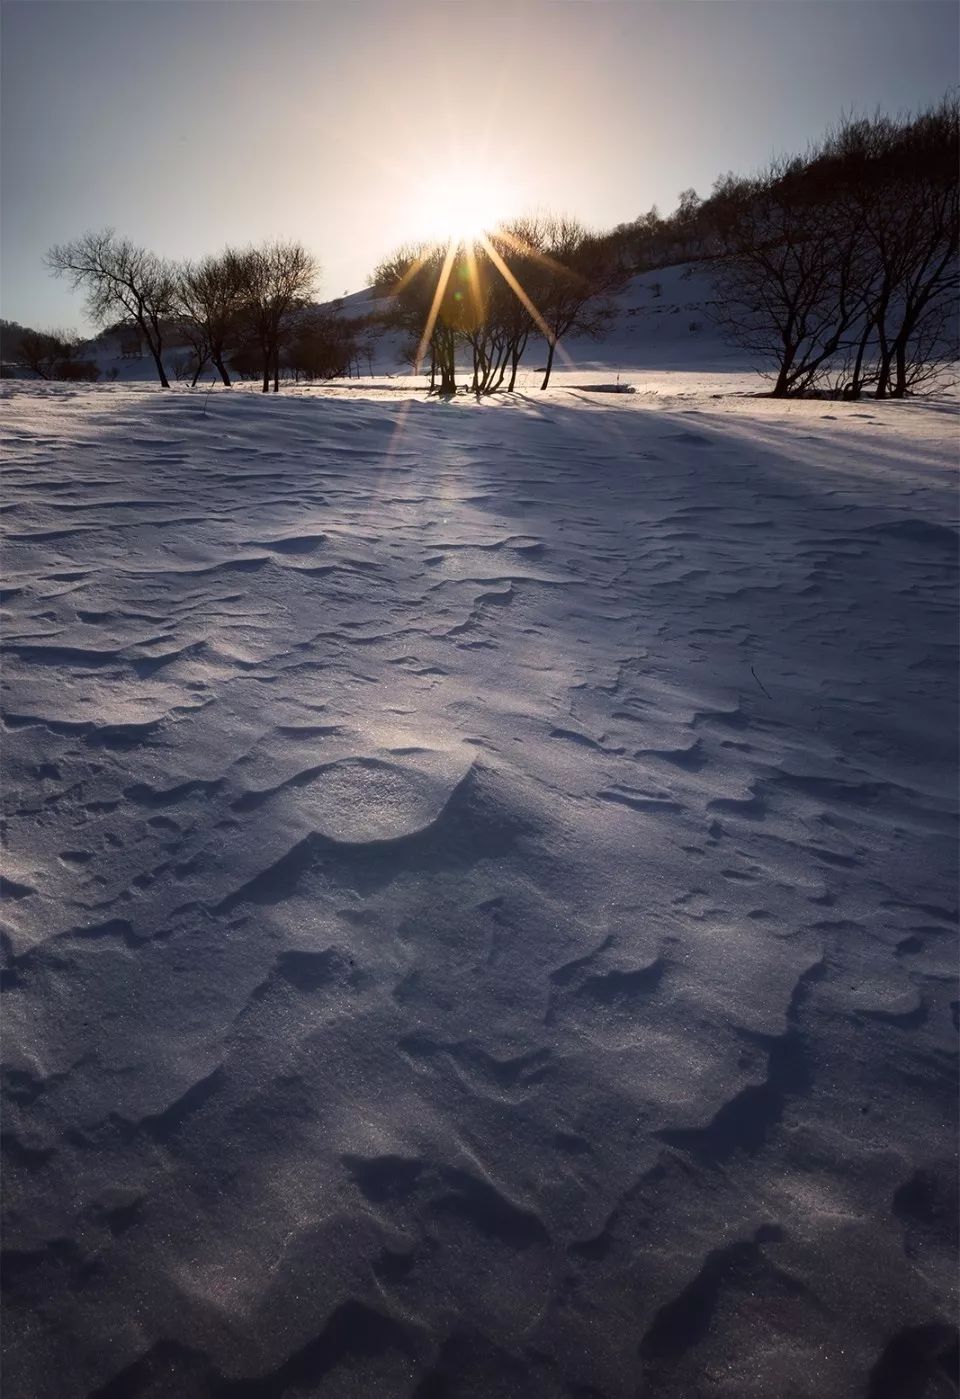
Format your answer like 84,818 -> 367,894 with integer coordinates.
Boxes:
337,261 -> 740,380
37,262 -> 746,389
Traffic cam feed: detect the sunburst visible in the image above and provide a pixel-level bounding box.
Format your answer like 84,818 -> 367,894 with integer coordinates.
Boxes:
415,167 -> 514,245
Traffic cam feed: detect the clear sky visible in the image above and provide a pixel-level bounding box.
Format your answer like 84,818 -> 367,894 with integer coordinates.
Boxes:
2,0 -> 957,332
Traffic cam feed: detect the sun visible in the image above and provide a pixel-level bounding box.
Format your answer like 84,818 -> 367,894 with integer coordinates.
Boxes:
416,167 -> 514,245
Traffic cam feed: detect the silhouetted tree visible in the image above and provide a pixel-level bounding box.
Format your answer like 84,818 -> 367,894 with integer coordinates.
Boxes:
16,328 -> 79,380
283,307 -> 364,382
374,217 -> 622,395
711,162 -> 867,395
487,219 -> 549,391
712,98 -> 958,397
374,242 -> 460,393
533,219 -> 624,389
873,99 -> 958,397
176,252 -> 248,386
233,241 -> 319,392
46,231 -> 176,387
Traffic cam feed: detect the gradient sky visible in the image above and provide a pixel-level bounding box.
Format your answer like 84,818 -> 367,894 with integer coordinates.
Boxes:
2,0 -> 957,332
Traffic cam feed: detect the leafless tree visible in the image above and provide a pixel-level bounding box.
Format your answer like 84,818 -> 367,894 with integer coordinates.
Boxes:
16,328 -> 79,380
485,219 -> 551,392
533,218 -> 624,389
46,231 -> 176,387
233,241 -> 319,392
875,100 -> 958,397
176,252 -> 248,386
283,306 -> 364,382
711,162 -> 870,396
175,319 -> 212,387
713,100 -> 958,398
373,217 -> 623,396
373,242 -> 460,393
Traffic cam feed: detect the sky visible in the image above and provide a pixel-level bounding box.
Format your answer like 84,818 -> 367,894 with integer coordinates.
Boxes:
2,0 -> 957,332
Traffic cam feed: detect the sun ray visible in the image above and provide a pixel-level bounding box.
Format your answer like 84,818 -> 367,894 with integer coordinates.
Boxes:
412,164 -> 516,245
490,226 -> 582,284
478,234 -> 577,383
414,238 -> 457,373
388,251 -> 428,300
478,233 -> 553,344
463,239 -> 485,329
385,394 -> 417,463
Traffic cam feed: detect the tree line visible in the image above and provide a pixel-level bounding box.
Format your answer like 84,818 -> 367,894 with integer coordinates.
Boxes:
9,95 -> 957,398
39,234 -> 365,391
29,217 -> 626,396
372,216 -> 625,393
594,96 -> 958,398
0,321 -> 100,381
711,98 -> 959,397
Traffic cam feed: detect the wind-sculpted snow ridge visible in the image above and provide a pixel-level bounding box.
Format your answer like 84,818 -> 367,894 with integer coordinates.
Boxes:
1,382 -> 958,1399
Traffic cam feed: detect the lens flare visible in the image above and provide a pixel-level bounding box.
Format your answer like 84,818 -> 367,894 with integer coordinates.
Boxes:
416,168 -> 513,243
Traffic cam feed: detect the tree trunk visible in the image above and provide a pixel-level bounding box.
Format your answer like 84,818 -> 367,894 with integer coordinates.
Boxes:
261,346 -> 270,393
874,346 -> 892,398
540,339 -> 557,390
138,311 -> 171,389
873,312 -> 893,397
489,342 -> 507,392
507,332 -> 527,392
846,322 -> 873,400
273,345 -> 280,393
771,346 -> 796,397
891,337 -> 909,398
769,312 -> 799,397
438,342 -> 456,395
214,357 -> 232,387
152,347 -> 170,389
146,339 -> 170,389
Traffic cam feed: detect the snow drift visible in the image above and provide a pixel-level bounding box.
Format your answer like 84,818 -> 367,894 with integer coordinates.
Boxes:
1,379 -> 958,1397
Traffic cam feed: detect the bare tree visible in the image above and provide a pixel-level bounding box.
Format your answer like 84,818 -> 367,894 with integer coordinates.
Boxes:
373,242 -> 460,394
486,219 -> 550,391
877,100 -> 959,397
373,218 -> 622,397
711,162 -> 869,396
233,241 -> 319,393
16,328 -> 79,380
282,306 -> 364,382
713,100 -> 958,399
176,252 -> 248,386
808,102 -> 958,399
175,319 -> 212,387
533,219 -> 623,389
46,231 -> 176,387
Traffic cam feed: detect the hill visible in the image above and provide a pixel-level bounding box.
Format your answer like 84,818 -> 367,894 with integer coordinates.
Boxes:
3,262 -> 747,390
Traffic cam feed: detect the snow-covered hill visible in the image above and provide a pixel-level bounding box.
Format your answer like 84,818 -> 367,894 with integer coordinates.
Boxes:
327,262 -> 737,380
30,261 -> 743,390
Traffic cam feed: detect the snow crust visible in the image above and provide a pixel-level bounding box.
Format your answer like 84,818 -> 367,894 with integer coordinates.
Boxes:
1,375 -> 957,1397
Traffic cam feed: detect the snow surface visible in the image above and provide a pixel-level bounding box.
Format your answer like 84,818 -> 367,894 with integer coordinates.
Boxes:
1,374 -> 958,1398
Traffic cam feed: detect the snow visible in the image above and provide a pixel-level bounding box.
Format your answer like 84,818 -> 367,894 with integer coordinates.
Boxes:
1,370 -> 958,1396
